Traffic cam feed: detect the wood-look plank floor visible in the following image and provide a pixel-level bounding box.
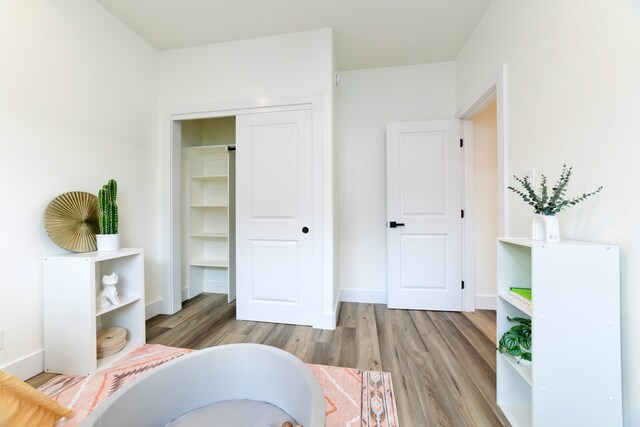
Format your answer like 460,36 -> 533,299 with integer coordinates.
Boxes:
28,293 -> 508,426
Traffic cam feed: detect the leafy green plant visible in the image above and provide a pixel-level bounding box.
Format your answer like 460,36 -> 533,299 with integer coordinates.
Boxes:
98,179 -> 118,235
508,164 -> 602,215
498,316 -> 532,363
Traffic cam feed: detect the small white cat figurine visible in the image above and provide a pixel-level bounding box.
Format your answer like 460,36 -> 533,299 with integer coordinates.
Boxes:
96,272 -> 120,309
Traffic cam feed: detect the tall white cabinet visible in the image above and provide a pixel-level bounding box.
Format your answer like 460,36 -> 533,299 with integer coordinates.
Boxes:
43,249 -> 145,376
496,238 -> 622,427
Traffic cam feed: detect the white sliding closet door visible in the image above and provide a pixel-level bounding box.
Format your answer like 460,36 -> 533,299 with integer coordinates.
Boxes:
236,109 -> 313,325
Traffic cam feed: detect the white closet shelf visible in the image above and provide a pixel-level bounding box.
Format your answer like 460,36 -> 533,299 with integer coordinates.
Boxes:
185,139 -> 235,302
191,259 -> 228,268
190,175 -> 228,180
189,145 -> 227,154
190,233 -> 228,238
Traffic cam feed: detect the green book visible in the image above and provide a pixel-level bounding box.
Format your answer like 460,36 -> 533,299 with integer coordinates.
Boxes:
510,287 -> 532,301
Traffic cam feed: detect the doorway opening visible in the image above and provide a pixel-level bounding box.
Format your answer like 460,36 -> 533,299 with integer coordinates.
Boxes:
458,64 -> 508,311
468,101 -> 498,309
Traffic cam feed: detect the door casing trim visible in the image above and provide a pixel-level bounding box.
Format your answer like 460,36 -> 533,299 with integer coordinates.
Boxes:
457,64 -> 508,311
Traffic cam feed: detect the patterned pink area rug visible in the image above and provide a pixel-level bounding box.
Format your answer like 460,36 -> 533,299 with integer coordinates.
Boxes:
307,364 -> 398,427
40,344 -> 399,427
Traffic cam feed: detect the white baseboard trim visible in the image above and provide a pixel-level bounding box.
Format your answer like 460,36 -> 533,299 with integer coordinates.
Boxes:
0,350 -> 44,380
339,288 -> 387,304
204,281 -> 227,294
314,298 -> 340,330
145,298 -> 163,320
476,294 -> 497,310
313,311 -> 338,330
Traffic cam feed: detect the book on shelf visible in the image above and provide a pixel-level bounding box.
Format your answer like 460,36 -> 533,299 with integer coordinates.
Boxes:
509,287 -> 532,306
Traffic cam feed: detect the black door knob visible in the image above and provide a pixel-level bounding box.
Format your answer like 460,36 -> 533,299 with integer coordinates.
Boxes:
302,227 -> 309,234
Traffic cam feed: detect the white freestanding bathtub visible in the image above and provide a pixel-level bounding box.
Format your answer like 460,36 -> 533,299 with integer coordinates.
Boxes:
79,344 -> 326,427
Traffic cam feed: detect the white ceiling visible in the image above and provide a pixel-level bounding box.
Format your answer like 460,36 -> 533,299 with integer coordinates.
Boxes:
96,0 -> 491,71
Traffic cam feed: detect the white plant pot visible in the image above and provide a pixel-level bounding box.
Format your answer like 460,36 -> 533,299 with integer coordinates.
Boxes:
531,214 -> 560,242
96,234 -> 120,252
517,357 -> 532,367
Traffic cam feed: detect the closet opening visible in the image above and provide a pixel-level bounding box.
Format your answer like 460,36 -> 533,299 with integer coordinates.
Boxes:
179,116 -> 236,303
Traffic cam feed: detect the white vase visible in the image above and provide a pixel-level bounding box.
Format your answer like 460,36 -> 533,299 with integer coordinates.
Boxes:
96,234 -> 120,251
532,214 -> 560,242
517,357 -> 532,367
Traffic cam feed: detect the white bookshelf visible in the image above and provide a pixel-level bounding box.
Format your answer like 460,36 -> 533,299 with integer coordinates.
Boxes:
43,248 -> 145,375
497,238 -> 622,427
185,145 -> 236,301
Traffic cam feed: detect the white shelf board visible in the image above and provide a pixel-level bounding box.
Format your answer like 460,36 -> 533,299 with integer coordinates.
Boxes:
191,259 -> 228,268
190,233 -> 228,239
45,248 -> 142,261
188,145 -> 227,154
498,237 -> 612,248
499,293 -> 532,316
95,295 -> 141,317
190,175 -> 228,180
498,237 -> 535,247
499,352 -> 532,385
190,204 -> 228,208
96,339 -> 139,371
499,403 -> 532,427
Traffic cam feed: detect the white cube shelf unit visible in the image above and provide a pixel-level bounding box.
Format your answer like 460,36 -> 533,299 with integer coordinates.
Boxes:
497,238 -> 622,427
185,145 -> 236,301
43,248 -> 145,376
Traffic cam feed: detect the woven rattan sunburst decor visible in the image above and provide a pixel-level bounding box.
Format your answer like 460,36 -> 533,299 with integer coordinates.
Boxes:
44,191 -> 100,252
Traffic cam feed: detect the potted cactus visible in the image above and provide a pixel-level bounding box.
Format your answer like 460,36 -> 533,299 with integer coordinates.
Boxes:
96,179 -> 120,251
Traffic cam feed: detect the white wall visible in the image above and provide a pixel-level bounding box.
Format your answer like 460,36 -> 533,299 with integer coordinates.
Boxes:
456,1 -> 640,424
472,101 -> 498,307
159,29 -> 338,326
0,0 -> 158,378
338,62 -> 456,302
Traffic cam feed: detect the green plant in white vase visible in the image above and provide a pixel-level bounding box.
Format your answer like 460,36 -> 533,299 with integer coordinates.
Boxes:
96,179 -> 120,251
508,164 -> 603,241
498,316 -> 532,364
508,164 -> 602,215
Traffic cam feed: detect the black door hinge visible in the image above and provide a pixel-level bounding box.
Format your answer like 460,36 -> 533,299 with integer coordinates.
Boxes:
461,281 -> 465,289
460,138 -> 464,147
461,210 -> 464,218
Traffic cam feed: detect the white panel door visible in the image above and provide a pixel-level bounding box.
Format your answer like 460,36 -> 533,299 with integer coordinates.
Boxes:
386,120 -> 462,311
236,109 -> 313,325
